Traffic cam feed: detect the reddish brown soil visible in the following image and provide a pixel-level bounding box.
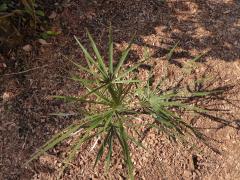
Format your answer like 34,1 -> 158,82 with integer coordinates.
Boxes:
1,0 -> 240,179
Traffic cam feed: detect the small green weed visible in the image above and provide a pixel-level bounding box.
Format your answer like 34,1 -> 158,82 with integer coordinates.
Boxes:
0,0 -> 45,48
40,30 -> 61,40
0,0 -> 45,26
26,28 -> 220,179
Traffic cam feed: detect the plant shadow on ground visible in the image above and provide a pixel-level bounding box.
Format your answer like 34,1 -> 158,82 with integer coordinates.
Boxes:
62,0 -> 240,62
138,63 -> 240,153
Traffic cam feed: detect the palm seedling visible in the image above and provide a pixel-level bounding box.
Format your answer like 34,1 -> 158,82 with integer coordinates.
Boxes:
26,27 -> 220,179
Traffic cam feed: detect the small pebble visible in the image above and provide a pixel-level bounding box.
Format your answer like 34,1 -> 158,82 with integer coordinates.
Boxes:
22,44 -> 32,52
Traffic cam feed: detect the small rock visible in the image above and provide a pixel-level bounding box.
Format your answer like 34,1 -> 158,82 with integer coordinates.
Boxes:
183,170 -> 192,178
0,63 -> 7,68
2,92 -> 13,102
0,54 -> 5,61
38,39 -> 50,45
22,44 -> 32,52
49,11 -> 57,19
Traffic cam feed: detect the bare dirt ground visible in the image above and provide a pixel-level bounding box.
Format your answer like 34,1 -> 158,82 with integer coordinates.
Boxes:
1,0 -> 240,179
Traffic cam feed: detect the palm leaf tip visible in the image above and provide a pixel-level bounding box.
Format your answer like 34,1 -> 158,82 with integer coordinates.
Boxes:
114,33 -> 136,76
86,29 -> 108,75
108,24 -> 114,74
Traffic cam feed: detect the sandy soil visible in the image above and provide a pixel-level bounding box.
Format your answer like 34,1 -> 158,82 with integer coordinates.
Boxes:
1,0 -> 240,179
